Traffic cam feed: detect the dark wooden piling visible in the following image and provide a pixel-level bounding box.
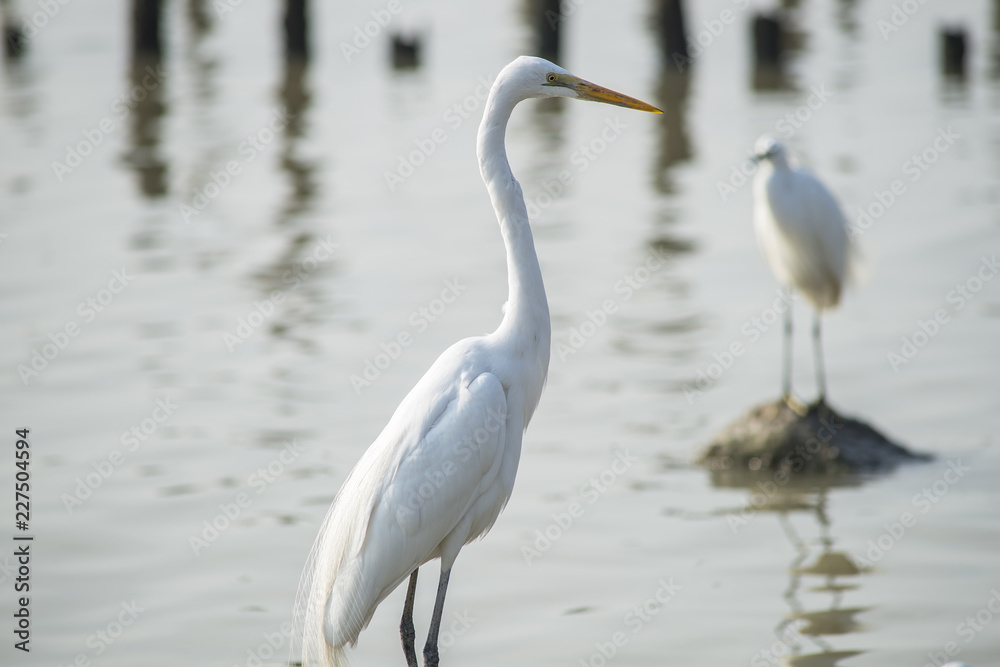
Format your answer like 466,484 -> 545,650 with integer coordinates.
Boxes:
131,0 -> 163,59
753,13 -> 784,68
941,27 -> 968,78
751,12 -> 790,91
391,33 -> 421,70
186,0 -> 211,38
127,0 -> 167,198
657,0 -> 690,72
653,69 -> 692,194
4,21 -> 25,60
536,0 -> 561,63
284,0 -> 308,62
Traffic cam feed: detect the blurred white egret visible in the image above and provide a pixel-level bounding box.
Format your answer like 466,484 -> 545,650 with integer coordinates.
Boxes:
752,136 -> 851,402
296,56 -> 660,667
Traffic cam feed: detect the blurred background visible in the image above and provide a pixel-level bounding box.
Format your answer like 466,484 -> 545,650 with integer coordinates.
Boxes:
1,0 -> 998,665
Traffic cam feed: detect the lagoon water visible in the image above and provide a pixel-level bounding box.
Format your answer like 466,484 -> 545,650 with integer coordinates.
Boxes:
1,1 -> 999,666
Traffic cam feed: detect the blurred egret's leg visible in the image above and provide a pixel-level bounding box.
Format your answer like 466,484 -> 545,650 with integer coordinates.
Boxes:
423,568 -> 452,667
782,290 -> 793,400
813,311 -> 826,402
400,569 -> 419,667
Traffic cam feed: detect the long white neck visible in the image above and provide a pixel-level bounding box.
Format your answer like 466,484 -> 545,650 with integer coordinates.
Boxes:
477,83 -> 551,376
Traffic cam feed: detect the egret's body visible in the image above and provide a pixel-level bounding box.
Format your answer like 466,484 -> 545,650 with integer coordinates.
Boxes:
296,57 -> 659,667
752,136 -> 850,401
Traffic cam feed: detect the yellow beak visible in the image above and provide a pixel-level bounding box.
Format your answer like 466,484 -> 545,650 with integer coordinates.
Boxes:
569,78 -> 662,113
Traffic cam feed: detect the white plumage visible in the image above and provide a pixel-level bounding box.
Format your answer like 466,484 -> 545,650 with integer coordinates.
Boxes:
752,135 -> 852,400
294,57 -> 660,667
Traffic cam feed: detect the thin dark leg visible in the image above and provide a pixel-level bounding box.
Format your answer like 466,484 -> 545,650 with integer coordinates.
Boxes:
422,567 -> 452,667
813,310 -> 826,403
400,569 -> 419,667
782,290 -> 793,400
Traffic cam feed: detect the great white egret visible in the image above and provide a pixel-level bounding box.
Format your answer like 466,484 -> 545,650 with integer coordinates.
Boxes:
295,57 -> 660,667
752,135 -> 851,402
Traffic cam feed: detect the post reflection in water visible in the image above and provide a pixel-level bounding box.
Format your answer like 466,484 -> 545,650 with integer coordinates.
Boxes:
993,1 -> 1000,79
835,0 -> 859,38
125,56 -> 168,198
249,56 -> 327,353
750,6 -> 809,93
125,0 -> 168,198
277,58 -> 317,224
652,68 -> 692,196
713,476 -> 869,667
185,0 -> 218,106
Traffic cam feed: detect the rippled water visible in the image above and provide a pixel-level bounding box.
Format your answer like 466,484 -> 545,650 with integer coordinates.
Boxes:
2,1 -> 999,666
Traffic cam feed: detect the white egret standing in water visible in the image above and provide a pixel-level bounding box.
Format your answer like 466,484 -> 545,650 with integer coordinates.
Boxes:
752,135 -> 852,402
295,57 -> 660,667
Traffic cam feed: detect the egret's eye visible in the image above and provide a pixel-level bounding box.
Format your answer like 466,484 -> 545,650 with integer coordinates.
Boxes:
546,74 -> 557,83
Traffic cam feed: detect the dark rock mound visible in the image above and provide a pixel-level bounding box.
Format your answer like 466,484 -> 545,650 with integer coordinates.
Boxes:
698,399 -> 931,483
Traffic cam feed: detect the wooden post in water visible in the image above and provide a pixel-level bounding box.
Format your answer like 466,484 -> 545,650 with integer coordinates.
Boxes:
537,0 -> 561,63
941,27 -> 968,78
658,0 -> 690,72
2,0 -> 25,60
391,33 -> 421,70
752,13 -> 784,68
751,12 -> 788,90
4,22 -> 25,60
131,0 -> 163,58
284,0 -> 309,62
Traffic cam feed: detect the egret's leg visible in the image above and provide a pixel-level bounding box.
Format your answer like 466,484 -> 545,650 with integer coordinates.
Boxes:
400,569 -> 419,667
422,567 -> 452,667
813,310 -> 826,403
782,290 -> 793,400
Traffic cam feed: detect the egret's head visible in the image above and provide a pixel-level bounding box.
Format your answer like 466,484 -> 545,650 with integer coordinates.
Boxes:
498,56 -> 661,113
752,135 -> 787,163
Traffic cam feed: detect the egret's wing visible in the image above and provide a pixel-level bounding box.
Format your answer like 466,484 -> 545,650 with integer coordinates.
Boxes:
380,371 -> 508,543
322,368 -> 508,649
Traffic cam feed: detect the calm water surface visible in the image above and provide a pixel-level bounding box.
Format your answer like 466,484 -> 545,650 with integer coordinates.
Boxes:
1,1 -> 998,666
